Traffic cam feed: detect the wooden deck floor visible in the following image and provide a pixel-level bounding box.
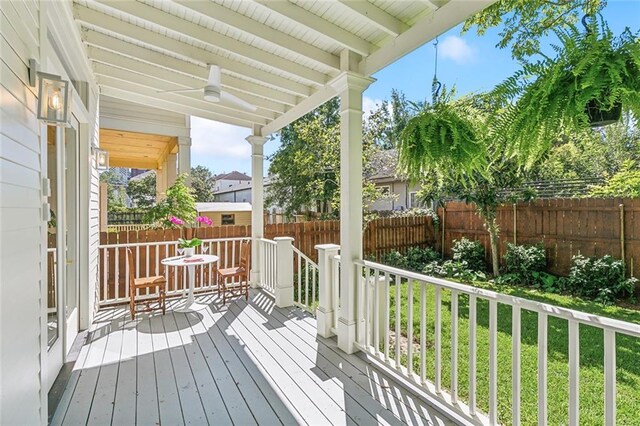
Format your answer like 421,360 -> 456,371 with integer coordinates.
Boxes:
51,290 -> 457,426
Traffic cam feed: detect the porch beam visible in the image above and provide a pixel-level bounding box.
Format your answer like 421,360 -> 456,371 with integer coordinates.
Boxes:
246,130 -> 268,287
93,62 -> 278,121
253,0 -> 372,56
74,4 -> 312,97
172,0 -> 340,71
100,86 -> 254,129
95,0 -> 328,87
332,70 -> 374,354
359,0 -> 496,76
96,75 -> 269,126
84,33 -> 299,107
337,1 -> 408,37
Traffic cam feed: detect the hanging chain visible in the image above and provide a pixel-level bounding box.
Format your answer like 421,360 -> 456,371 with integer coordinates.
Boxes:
431,37 -> 442,105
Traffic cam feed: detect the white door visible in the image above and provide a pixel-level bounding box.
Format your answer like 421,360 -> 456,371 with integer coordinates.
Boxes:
46,118 -> 81,390
46,125 -> 64,390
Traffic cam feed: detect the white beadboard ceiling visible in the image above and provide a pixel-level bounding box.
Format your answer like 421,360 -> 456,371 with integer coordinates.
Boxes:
72,0 -> 496,133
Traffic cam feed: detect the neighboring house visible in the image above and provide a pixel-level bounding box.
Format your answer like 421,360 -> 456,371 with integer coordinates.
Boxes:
196,202 -> 252,226
367,149 -> 422,211
213,171 -> 251,192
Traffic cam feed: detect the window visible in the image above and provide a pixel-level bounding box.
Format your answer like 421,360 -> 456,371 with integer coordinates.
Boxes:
379,185 -> 391,197
221,214 -> 235,225
409,192 -> 420,208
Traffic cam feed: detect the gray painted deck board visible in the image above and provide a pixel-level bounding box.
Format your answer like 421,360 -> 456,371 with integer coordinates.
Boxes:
53,290 -> 456,425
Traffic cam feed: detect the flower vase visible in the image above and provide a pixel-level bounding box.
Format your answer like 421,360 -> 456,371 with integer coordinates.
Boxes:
184,247 -> 195,258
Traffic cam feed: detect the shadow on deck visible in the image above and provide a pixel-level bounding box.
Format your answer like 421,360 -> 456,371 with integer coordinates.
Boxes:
51,290 -> 456,425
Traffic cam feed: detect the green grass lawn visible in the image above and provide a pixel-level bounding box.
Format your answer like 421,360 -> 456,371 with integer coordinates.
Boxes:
386,281 -> 640,426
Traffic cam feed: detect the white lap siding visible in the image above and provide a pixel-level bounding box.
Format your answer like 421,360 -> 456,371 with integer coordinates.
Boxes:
0,1 -> 45,424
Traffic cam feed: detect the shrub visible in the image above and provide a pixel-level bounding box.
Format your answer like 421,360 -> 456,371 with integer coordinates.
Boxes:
405,247 -> 440,272
452,238 -> 486,272
562,254 -> 637,305
381,250 -> 407,269
502,243 -> 547,285
381,247 -> 440,272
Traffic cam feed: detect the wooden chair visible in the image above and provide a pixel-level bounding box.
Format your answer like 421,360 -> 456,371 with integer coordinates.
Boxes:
217,240 -> 251,304
127,248 -> 166,320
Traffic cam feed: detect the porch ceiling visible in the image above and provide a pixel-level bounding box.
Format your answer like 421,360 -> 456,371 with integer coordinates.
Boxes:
73,0 -> 495,135
100,128 -> 178,169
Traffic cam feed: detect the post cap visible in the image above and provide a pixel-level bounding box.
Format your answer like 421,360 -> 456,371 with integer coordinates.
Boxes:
315,243 -> 340,251
274,236 -> 295,242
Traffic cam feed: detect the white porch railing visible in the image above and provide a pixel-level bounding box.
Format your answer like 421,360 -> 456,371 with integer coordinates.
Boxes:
292,246 -> 319,314
315,246 -> 640,426
97,237 -> 249,306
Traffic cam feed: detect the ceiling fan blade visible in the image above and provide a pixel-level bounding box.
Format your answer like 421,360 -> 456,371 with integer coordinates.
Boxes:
207,64 -> 221,87
156,87 -> 202,94
220,91 -> 258,112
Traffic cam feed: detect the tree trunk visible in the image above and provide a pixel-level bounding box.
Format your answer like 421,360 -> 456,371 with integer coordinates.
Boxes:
487,217 -> 500,276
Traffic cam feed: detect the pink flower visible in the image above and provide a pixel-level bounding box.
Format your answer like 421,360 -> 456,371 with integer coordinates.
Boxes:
197,216 -> 213,226
170,216 -> 184,226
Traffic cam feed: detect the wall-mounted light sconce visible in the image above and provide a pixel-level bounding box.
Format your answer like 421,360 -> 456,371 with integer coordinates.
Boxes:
36,70 -> 70,126
92,146 -> 109,171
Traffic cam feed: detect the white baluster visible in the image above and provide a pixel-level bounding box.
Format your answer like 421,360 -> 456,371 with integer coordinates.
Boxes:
604,329 -> 616,426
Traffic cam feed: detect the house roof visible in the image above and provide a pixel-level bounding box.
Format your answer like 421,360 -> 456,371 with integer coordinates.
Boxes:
368,148 -> 400,181
196,202 -> 252,212
215,171 -> 251,181
72,0 -> 495,134
214,176 -> 274,195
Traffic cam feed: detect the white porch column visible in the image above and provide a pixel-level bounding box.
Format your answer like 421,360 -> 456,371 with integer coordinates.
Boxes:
166,153 -> 178,187
330,70 -> 374,354
316,244 -> 341,338
156,165 -> 167,201
246,131 -> 267,287
178,136 -> 192,184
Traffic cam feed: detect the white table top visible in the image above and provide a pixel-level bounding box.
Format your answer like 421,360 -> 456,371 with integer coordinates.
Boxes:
161,254 -> 219,267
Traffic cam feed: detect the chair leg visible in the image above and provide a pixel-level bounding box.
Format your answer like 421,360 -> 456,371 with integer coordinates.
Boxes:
161,288 -> 166,315
130,289 -> 135,320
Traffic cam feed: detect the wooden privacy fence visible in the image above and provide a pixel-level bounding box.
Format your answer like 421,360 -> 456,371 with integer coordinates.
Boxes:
96,216 -> 437,303
439,198 -> 640,278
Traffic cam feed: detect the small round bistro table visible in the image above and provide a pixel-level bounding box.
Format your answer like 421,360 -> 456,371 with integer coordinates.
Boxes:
161,254 -> 219,312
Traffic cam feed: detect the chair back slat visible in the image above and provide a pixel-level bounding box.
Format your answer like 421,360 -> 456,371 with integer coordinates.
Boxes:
240,240 -> 251,270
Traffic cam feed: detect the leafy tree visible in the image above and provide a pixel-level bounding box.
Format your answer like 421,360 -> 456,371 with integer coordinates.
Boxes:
462,0 -> 605,62
363,89 -> 422,149
100,169 -> 127,211
126,172 -> 156,207
589,161 -> 640,198
145,174 -> 196,227
526,116 -> 640,182
267,98 -> 382,217
190,165 -> 216,202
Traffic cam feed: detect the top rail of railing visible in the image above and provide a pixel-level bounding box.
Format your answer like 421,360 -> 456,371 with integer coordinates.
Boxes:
99,237 -> 250,249
355,259 -> 640,339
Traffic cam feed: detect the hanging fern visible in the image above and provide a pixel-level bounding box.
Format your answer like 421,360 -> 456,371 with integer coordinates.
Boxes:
397,101 -> 486,181
491,18 -> 640,166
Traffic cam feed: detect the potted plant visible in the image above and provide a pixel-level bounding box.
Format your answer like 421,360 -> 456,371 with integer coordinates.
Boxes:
178,237 -> 203,258
397,93 -> 486,179
492,17 -> 640,164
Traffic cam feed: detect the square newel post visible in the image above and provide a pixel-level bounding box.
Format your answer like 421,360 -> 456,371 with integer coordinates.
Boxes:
274,237 -> 294,308
247,129 -> 267,288
316,244 -> 340,338
330,66 -> 375,354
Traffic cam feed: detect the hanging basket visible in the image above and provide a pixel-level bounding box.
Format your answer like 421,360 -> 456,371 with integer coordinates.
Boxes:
585,99 -> 622,127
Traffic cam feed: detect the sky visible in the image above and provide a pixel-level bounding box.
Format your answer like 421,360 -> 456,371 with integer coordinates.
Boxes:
190,1 -> 640,177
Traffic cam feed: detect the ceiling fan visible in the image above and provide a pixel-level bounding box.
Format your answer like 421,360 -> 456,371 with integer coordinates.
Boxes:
157,64 -> 257,112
